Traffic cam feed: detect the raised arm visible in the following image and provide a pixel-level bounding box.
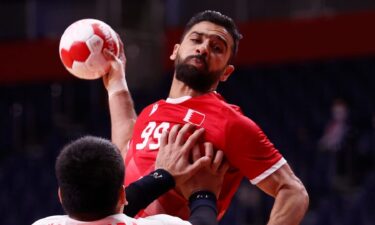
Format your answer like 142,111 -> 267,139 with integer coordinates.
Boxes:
256,163 -> 309,225
103,38 -> 137,158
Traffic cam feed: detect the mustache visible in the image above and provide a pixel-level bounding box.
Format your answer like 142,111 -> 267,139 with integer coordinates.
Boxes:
184,55 -> 208,68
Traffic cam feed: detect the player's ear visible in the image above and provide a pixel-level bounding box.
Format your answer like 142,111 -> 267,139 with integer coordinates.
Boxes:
58,188 -> 63,204
115,185 -> 127,213
220,65 -> 235,82
170,44 -> 180,61
119,185 -> 127,205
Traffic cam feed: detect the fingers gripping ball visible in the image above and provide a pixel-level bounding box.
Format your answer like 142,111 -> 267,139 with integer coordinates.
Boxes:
59,19 -> 120,79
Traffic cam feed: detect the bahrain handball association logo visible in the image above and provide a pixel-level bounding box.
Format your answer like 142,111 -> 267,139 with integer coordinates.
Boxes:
183,109 -> 205,126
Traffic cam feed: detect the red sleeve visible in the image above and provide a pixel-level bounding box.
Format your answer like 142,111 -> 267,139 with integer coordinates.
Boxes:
224,111 -> 285,184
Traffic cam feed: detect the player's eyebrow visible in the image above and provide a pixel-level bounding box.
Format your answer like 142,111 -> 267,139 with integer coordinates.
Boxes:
189,31 -> 228,49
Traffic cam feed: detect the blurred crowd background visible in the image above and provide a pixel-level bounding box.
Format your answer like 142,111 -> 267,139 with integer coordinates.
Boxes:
1,0 -> 375,224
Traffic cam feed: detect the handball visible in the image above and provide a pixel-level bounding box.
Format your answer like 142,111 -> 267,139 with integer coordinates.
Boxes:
59,19 -> 119,79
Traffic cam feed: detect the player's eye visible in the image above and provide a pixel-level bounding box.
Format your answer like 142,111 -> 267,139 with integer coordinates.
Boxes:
190,38 -> 202,44
211,44 -> 223,53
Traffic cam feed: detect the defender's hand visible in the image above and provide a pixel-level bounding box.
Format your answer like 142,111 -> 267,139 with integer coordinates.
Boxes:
155,124 -> 212,186
179,144 -> 229,199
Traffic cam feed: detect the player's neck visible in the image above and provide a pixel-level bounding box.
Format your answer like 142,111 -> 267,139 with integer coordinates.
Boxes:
168,77 -> 202,98
168,76 -> 217,98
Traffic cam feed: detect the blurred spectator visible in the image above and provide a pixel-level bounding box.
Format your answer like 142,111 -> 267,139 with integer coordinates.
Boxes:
318,99 -> 350,152
316,99 -> 357,194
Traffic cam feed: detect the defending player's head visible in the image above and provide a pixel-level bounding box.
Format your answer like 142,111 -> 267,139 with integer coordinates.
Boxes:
170,10 -> 243,93
55,136 -> 125,221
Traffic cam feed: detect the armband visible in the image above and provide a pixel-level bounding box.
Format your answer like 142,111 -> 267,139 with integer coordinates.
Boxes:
124,169 -> 175,216
189,191 -> 217,214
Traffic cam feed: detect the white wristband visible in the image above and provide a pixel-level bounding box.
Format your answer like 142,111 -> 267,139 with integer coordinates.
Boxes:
107,76 -> 129,98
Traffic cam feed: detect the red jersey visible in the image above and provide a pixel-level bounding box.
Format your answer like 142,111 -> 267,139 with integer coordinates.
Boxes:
125,92 -> 285,219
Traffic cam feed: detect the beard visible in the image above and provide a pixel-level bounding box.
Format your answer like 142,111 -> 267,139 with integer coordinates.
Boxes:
175,54 -> 224,93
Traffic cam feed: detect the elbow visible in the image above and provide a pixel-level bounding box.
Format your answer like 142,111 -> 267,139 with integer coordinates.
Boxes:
280,176 -> 309,211
303,186 -> 310,211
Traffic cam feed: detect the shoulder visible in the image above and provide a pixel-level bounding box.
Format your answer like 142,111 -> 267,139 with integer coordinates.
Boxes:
199,92 -> 245,116
137,100 -> 164,120
201,92 -> 257,133
141,100 -> 163,112
222,104 -> 258,135
212,92 -> 245,116
31,215 -> 67,225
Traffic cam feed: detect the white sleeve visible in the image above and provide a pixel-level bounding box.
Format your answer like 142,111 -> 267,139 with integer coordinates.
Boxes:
136,214 -> 192,225
31,215 -> 67,225
250,157 -> 287,184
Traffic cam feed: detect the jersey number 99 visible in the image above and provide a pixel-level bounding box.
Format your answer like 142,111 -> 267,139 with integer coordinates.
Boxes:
135,122 -> 170,150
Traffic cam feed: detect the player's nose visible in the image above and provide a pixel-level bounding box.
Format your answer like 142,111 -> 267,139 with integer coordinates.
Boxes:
195,42 -> 209,56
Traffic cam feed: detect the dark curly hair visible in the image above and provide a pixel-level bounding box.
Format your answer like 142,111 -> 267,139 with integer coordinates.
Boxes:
55,136 -> 124,220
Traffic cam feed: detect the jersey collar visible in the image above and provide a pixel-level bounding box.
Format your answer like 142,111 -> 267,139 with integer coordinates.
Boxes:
166,91 -> 218,104
165,96 -> 192,104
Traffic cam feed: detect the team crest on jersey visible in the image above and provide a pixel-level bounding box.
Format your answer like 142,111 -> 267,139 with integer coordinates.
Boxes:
183,109 -> 205,126
149,103 -> 158,116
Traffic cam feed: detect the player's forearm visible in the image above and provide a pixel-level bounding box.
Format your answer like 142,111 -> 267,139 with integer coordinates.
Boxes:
124,169 -> 175,216
108,90 -> 137,157
267,183 -> 309,225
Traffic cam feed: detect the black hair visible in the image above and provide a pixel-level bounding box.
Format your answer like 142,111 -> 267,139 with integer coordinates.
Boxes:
182,10 -> 243,61
55,136 -> 125,220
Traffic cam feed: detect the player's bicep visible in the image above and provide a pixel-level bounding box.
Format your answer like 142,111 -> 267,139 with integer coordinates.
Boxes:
255,163 -> 298,197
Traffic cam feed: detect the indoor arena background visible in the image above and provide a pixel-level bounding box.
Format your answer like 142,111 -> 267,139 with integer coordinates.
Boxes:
0,1 -> 374,224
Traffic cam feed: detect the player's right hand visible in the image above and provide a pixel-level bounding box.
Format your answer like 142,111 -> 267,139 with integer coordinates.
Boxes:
103,35 -> 128,97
